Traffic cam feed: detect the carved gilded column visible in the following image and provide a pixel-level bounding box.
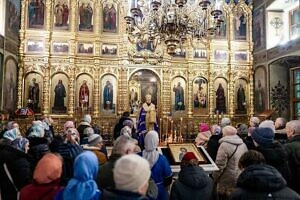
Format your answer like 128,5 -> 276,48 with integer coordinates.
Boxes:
42,65 -> 50,115
118,67 -> 128,115
68,69 -> 75,117
17,64 -> 24,109
94,0 -> 100,34
162,67 -> 171,116
93,69 -> 100,117
187,70 -> 193,118
228,72 -> 235,117
249,70 -> 254,116
208,71 -> 215,116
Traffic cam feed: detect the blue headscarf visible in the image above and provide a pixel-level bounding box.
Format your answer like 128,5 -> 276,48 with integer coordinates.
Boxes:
63,151 -> 100,200
11,137 -> 29,152
3,128 -> 19,141
28,121 -> 45,137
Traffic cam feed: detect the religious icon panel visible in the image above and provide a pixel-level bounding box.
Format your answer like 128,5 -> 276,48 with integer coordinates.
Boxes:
51,73 -> 68,114
102,1 -> 117,33
214,50 -> 227,61
28,0 -> 45,29
77,43 -> 94,54
215,15 -> 227,39
234,51 -> 247,61
254,66 -> 267,114
129,70 -> 160,115
78,0 -> 94,32
53,0 -> 69,30
3,58 -> 17,114
52,42 -> 69,54
172,48 -> 186,59
27,40 -> 44,52
24,72 -> 43,113
193,77 -> 208,115
101,74 -> 117,114
234,12 -> 247,40
101,44 -> 117,56
235,78 -> 247,114
194,49 -> 207,59
214,78 -> 228,114
171,76 -> 186,112
76,74 -> 93,111
253,6 -> 265,50
5,0 -> 21,40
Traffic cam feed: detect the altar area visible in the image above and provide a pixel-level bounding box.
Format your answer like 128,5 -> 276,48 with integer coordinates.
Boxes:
16,0 -> 254,143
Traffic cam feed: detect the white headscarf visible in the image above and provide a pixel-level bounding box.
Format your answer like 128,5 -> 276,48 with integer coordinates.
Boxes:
143,130 -> 159,168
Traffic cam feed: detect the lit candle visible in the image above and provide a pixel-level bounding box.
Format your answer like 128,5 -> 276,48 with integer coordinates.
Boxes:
171,120 -> 173,137
159,118 -> 162,142
180,117 -> 183,136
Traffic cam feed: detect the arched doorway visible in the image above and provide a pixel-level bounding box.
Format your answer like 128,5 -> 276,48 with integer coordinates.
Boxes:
128,69 -> 160,115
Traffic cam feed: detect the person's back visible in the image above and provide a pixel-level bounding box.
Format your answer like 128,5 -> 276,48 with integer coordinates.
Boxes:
284,120 -> 300,194
230,164 -> 300,200
170,152 -> 213,200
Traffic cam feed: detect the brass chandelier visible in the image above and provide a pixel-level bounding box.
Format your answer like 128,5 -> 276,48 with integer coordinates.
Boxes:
125,0 -> 224,54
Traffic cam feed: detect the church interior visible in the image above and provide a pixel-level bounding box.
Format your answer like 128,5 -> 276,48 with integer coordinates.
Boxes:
0,0 -> 299,142
0,0 -> 300,199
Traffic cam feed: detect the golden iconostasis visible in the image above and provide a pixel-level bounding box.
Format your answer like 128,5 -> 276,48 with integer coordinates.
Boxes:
18,0 -> 253,135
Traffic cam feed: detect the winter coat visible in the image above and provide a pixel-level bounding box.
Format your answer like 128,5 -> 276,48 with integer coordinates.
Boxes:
56,143 -> 83,186
285,134 -> 300,194
170,165 -> 213,200
0,145 -> 33,200
213,135 -> 248,193
256,141 -> 291,185
82,145 -> 108,165
102,189 -> 149,200
27,137 -> 49,168
20,179 -> 63,200
230,164 -> 300,200
207,134 -> 223,161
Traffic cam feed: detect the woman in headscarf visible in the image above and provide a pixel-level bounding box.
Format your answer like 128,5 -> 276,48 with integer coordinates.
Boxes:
20,153 -> 63,200
0,127 -> 21,146
55,151 -> 100,200
195,123 -> 212,148
0,137 -> 32,200
139,130 -> 172,200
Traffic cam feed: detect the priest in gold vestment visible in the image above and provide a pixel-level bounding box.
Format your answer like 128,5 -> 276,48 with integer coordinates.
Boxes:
137,94 -> 159,147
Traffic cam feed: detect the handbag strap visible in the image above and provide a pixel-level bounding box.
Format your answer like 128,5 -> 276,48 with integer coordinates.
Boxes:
3,163 -> 18,192
215,144 -> 239,183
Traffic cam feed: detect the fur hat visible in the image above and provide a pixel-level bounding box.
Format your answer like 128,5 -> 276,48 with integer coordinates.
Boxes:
114,154 -> 151,193
88,134 -> 102,146
33,153 -> 62,184
251,127 -> 275,146
199,123 -> 209,132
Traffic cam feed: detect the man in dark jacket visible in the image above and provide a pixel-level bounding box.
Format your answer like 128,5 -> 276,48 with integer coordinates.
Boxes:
251,127 -> 291,184
170,152 -> 213,200
113,111 -> 136,140
285,120 -> 300,194
231,150 -> 300,199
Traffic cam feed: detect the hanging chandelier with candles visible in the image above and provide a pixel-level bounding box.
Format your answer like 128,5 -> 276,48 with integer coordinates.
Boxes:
124,0 -> 224,54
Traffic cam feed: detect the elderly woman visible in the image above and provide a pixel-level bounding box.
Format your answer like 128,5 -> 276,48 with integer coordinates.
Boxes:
0,137 -> 32,200
0,127 -> 21,146
139,130 -> 172,200
55,151 -> 101,200
212,126 -> 248,200
195,123 -> 212,148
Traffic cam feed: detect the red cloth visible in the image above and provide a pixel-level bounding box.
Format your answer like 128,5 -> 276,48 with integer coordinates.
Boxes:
182,152 -> 198,161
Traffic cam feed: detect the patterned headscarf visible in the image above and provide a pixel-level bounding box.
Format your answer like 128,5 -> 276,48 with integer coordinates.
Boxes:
28,121 -> 45,137
3,128 -> 20,141
11,137 -> 29,152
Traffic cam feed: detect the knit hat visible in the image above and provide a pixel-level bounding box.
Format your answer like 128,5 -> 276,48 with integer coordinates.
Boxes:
64,121 -> 75,132
182,152 -> 198,161
199,123 -> 209,132
84,127 -> 94,137
221,117 -> 231,127
88,134 -> 102,146
83,114 -> 92,124
259,120 -> 275,133
114,154 -> 151,193
33,153 -> 62,184
222,126 -> 237,136
123,120 -> 134,128
251,127 -> 275,146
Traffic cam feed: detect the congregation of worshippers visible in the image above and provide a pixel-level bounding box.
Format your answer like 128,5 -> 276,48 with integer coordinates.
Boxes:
0,113 -> 300,200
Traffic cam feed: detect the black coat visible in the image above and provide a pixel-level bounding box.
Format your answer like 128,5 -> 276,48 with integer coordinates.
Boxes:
207,134 -> 222,161
27,137 -> 49,168
285,135 -> 300,194
0,145 -> 33,200
256,141 -> 291,185
170,165 -> 213,200
113,117 -> 136,140
230,164 -> 300,200
102,189 -> 149,200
